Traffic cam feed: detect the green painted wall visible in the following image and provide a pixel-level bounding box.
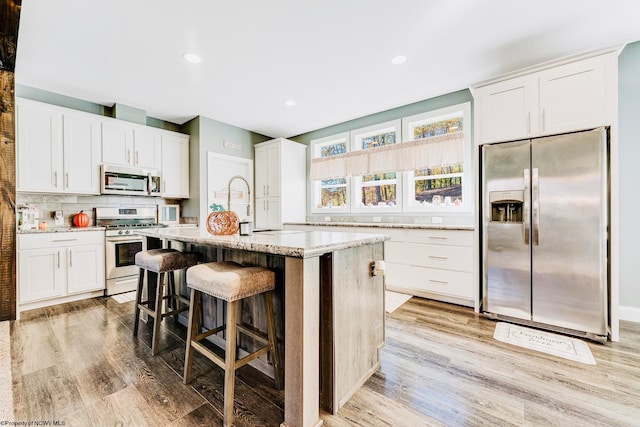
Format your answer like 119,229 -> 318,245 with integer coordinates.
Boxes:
618,41 -> 640,311
180,115 -> 269,227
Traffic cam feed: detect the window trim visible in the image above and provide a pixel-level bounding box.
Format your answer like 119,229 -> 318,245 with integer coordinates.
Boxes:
401,102 -> 473,213
350,119 -> 402,213
310,132 -> 351,214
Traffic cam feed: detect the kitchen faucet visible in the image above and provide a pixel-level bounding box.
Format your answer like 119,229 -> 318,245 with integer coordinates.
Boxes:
227,175 -> 251,217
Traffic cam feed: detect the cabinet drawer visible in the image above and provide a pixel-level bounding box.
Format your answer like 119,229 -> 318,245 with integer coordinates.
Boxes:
411,268 -> 474,299
18,231 -> 104,250
405,244 -> 473,272
407,229 -> 472,247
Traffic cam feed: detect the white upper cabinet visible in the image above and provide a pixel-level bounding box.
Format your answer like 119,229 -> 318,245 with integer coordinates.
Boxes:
476,76 -> 539,144
102,120 -> 161,169
161,132 -> 190,198
101,119 -> 134,166
133,126 -> 162,169
63,112 -> 102,194
538,56 -> 608,135
16,100 -> 64,192
16,98 -> 101,195
475,50 -> 617,144
254,138 -> 306,230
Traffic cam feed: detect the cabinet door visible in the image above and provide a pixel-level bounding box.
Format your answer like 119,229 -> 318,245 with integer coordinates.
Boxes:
477,76 -> 538,144
133,127 -> 162,169
67,244 -> 105,294
266,197 -> 281,229
161,132 -> 190,198
255,197 -> 269,229
16,101 -> 63,192
539,56 -> 607,135
265,144 -> 281,197
63,113 -> 101,194
102,120 -> 134,166
255,146 -> 269,198
18,248 -> 65,303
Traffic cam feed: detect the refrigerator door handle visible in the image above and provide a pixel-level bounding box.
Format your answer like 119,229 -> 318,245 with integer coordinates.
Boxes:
532,168 -> 540,246
523,168 -> 530,244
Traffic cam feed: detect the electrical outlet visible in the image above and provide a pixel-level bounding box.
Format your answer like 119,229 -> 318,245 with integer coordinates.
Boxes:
431,216 -> 443,224
372,216 -> 382,223
324,216 -> 331,222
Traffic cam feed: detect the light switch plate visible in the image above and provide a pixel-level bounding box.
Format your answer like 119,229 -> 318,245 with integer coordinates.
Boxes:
324,216 -> 331,222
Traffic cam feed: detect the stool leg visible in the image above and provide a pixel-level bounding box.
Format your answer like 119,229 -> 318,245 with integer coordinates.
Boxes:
151,272 -> 165,356
183,288 -> 199,384
264,291 -> 283,390
133,268 -> 144,337
223,300 -> 238,427
167,270 -> 176,312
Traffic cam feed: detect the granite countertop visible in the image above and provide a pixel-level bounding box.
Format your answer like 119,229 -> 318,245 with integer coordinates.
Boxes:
136,227 -> 389,258
17,226 -> 106,234
286,222 -> 475,231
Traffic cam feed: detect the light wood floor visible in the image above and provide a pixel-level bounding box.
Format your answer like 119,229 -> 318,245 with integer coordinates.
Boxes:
6,296 -> 640,426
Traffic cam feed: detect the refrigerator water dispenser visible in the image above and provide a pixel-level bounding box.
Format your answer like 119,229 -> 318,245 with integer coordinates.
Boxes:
489,190 -> 523,223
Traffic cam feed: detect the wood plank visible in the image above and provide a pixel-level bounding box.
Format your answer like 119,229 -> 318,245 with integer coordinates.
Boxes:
283,256 -> 322,427
0,0 -> 20,321
0,69 -> 16,321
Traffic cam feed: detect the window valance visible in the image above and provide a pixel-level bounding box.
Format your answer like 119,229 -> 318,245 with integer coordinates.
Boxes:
310,132 -> 464,180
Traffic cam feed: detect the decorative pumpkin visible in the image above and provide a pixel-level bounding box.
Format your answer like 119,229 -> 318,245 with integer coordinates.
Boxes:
38,221 -> 49,231
73,211 -> 90,228
206,211 -> 239,235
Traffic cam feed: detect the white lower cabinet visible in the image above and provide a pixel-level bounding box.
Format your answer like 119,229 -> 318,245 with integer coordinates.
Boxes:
18,231 -> 105,313
384,228 -> 474,306
283,224 -> 476,306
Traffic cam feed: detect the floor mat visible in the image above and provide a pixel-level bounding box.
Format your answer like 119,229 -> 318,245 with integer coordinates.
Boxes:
385,291 -> 412,313
494,322 -> 596,365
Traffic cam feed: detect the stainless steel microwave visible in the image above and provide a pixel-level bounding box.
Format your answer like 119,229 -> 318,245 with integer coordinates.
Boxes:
101,164 -> 161,196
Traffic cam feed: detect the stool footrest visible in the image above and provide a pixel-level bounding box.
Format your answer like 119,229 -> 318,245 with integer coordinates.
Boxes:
235,344 -> 272,369
137,304 -> 156,318
190,340 -> 226,370
194,325 -> 225,342
236,323 -> 270,345
161,307 -> 188,318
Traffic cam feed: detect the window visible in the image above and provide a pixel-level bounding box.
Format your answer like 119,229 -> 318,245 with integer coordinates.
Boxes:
310,132 -> 350,212
351,120 -> 402,212
402,102 -> 472,212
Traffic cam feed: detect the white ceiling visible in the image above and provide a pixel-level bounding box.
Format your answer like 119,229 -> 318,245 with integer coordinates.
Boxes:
15,0 -> 640,138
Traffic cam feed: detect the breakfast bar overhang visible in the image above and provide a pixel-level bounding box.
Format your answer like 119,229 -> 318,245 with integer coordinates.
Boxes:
136,227 -> 388,427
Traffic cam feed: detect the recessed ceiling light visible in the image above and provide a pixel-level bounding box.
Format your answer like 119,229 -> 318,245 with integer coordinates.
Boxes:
284,100 -> 296,107
183,53 -> 202,64
391,55 -> 407,65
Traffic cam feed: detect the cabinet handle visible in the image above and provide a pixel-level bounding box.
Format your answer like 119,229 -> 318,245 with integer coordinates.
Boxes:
57,251 -> 60,269
263,185 -> 266,197
69,249 -> 72,267
429,279 -> 448,285
163,180 -> 166,193
428,255 -> 448,260
135,151 -> 139,164
127,149 -> 131,164
53,171 -> 57,186
428,236 -> 448,240
65,172 -> 69,188
527,112 -> 531,134
53,239 -> 77,242
541,109 -> 546,132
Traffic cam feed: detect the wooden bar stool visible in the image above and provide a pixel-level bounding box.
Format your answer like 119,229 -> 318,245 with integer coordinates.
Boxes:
133,248 -> 199,355
183,261 -> 283,426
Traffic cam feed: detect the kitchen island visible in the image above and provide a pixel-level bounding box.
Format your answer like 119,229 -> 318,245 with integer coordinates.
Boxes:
137,227 -> 389,427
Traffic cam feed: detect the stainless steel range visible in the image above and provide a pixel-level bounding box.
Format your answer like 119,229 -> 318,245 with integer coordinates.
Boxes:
96,207 -> 165,296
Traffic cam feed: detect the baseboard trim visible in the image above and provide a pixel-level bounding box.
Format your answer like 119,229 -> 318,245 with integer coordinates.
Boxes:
619,305 -> 640,323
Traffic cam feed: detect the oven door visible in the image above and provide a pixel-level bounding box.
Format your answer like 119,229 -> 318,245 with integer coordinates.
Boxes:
105,234 -> 146,295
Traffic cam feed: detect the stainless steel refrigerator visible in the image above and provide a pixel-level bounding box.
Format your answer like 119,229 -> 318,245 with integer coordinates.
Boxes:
481,127 -> 609,342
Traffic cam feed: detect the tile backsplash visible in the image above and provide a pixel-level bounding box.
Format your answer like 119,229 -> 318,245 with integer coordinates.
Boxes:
16,193 -> 183,227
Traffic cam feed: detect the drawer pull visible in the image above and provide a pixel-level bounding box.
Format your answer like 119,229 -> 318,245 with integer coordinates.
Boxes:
429,279 -> 448,285
428,255 -> 448,260
53,239 -> 77,242
428,236 -> 448,240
